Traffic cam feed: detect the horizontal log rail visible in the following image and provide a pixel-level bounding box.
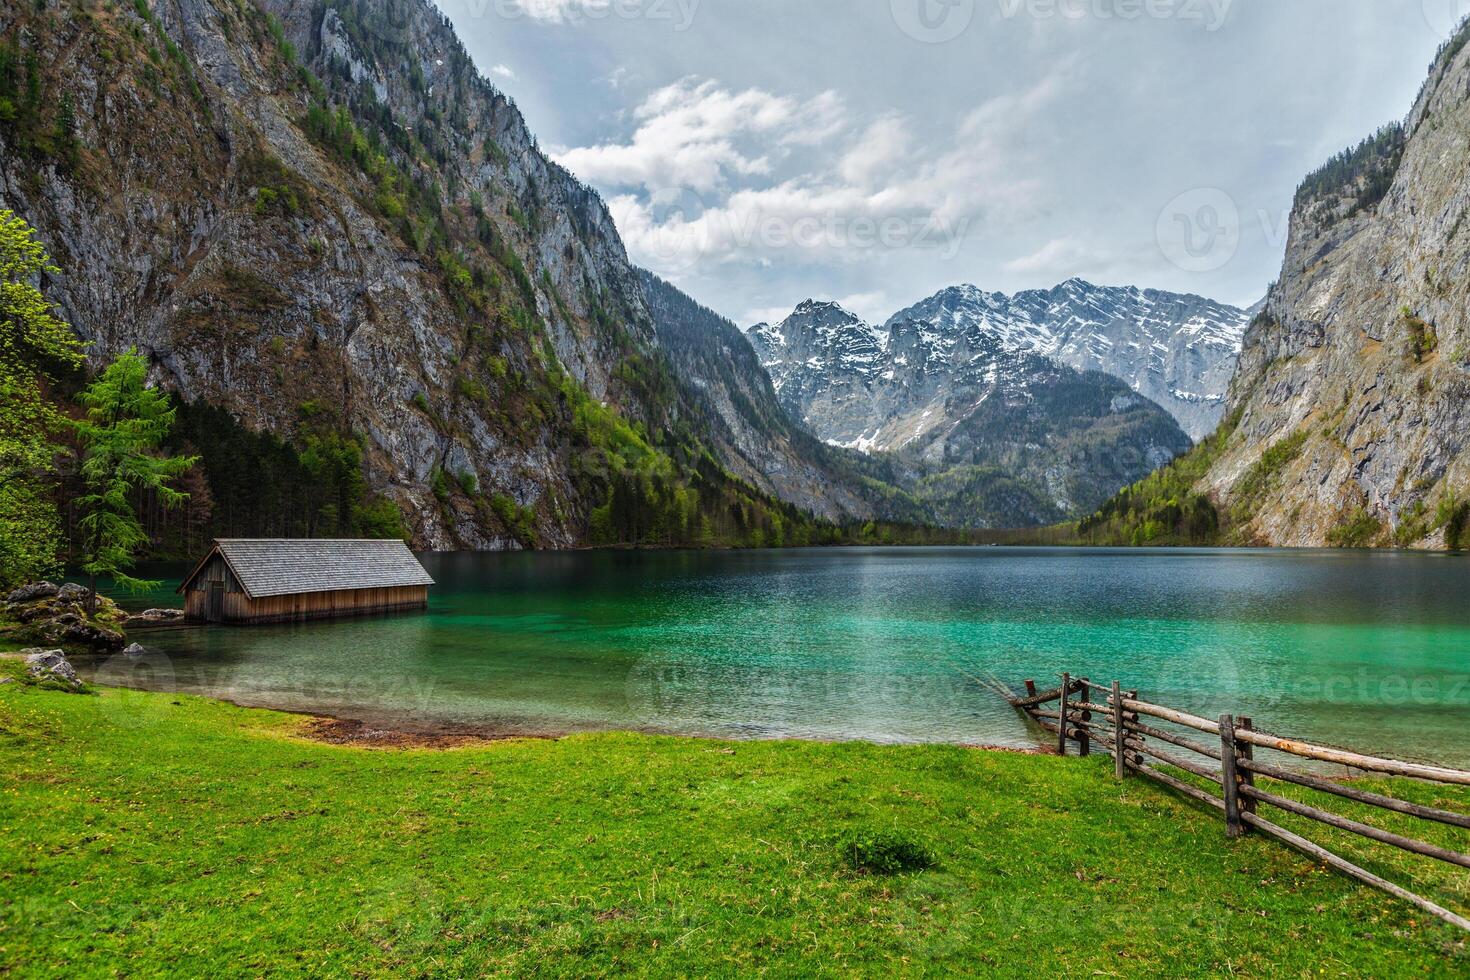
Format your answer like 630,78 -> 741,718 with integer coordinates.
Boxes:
1121,698 -> 1221,735
1124,719 -> 1223,761
1234,731 -> 1470,786
1238,757 -> 1470,830
1133,763 -> 1224,812
1010,680 -> 1084,709
1131,741 -> 1223,785
1240,811 -> 1470,933
1239,784 -> 1470,870
1003,672 -> 1470,934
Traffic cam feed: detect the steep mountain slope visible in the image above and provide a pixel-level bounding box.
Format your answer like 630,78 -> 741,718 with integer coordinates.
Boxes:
1084,26 -> 1470,550
750,297 -> 1193,522
638,271 -> 931,525
0,0 -> 838,550
750,281 -> 1251,444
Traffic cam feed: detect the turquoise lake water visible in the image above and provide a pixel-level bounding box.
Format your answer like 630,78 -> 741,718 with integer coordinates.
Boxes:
77,548 -> 1470,763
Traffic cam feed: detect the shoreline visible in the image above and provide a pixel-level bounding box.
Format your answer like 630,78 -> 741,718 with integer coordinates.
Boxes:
297,713 -> 1058,753
75,673 -> 1060,754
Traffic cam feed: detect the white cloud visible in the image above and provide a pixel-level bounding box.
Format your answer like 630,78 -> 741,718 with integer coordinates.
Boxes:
439,0 -> 1438,319
499,0 -> 699,30
743,304 -> 800,327
838,115 -> 911,189
505,0 -> 586,23
491,63 -> 516,80
1004,237 -> 1099,275
554,77 -> 845,195
560,72 -> 1069,282
834,291 -> 890,323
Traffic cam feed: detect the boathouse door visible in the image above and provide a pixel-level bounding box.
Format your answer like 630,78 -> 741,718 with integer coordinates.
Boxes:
208,581 -> 224,623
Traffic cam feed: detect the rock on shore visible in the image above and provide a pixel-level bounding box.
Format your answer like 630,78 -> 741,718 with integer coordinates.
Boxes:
1,583 -> 127,652
23,649 -> 87,692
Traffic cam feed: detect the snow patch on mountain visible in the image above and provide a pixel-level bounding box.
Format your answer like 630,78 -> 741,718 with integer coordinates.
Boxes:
749,279 -> 1253,444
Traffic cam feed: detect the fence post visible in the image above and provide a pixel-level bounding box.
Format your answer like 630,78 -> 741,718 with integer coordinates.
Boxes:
1058,672 -> 1071,756
1112,681 -> 1126,780
1024,679 -> 1037,700
1238,717 -> 1256,822
1077,678 -> 1091,757
1220,713 -> 1243,840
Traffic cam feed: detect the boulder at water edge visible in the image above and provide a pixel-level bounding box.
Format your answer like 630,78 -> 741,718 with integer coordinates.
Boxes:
1,583 -> 127,652
132,608 -> 186,624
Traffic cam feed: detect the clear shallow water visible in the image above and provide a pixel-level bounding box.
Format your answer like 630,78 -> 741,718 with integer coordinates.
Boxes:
77,548 -> 1470,763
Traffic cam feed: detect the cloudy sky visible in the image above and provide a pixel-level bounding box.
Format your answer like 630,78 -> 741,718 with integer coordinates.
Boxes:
435,0 -> 1461,325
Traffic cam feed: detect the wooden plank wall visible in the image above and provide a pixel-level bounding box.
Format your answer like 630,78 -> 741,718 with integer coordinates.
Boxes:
185,585 -> 428,624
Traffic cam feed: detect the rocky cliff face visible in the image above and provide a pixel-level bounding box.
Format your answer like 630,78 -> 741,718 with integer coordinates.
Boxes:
749,294 -> 1194,523
750,280 -> 1250,444
0,0 -> 820,549
638,272 -> 881,524
1196,28 -> 1470,549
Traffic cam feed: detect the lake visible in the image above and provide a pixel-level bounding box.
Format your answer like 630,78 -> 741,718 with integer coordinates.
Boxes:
77,548 -> 1470,764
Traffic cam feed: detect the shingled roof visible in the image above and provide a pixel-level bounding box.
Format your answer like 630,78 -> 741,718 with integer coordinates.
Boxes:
180,540 -> 434,599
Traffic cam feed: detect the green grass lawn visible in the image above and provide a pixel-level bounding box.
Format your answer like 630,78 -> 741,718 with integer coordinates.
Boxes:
1,669 -> 1467,977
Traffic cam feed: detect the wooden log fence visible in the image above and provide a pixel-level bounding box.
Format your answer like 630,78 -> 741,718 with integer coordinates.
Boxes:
1003,674 -> 1470,933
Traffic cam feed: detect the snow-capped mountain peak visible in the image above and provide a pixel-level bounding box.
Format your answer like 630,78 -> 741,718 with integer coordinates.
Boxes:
749,279 -> 1254,441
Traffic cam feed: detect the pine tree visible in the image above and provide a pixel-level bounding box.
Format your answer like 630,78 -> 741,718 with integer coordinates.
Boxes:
73,350 -> 198,612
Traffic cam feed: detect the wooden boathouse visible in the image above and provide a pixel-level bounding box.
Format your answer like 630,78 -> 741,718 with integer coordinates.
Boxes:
178,539 -> 434,625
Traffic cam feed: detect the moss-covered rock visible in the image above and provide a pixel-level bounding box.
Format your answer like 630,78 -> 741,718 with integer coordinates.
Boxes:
21,649 -> 89,693
0,584 -> 127,653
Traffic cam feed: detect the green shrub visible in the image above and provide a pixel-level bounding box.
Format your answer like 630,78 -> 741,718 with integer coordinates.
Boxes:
836,829 -> 935,876
456,375 -> 490,406
24,674 -> 91,695
1229,429 -> 1309,525
1394,500 -> 1431,547
354,497 -> 408,541
1327,507 -> 1384,549
489,493 -> 538,547
1402,308 -> 1438,363
253,185 -> 298,217
1445,499 -> 1470,552
431,467 -> 453,504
